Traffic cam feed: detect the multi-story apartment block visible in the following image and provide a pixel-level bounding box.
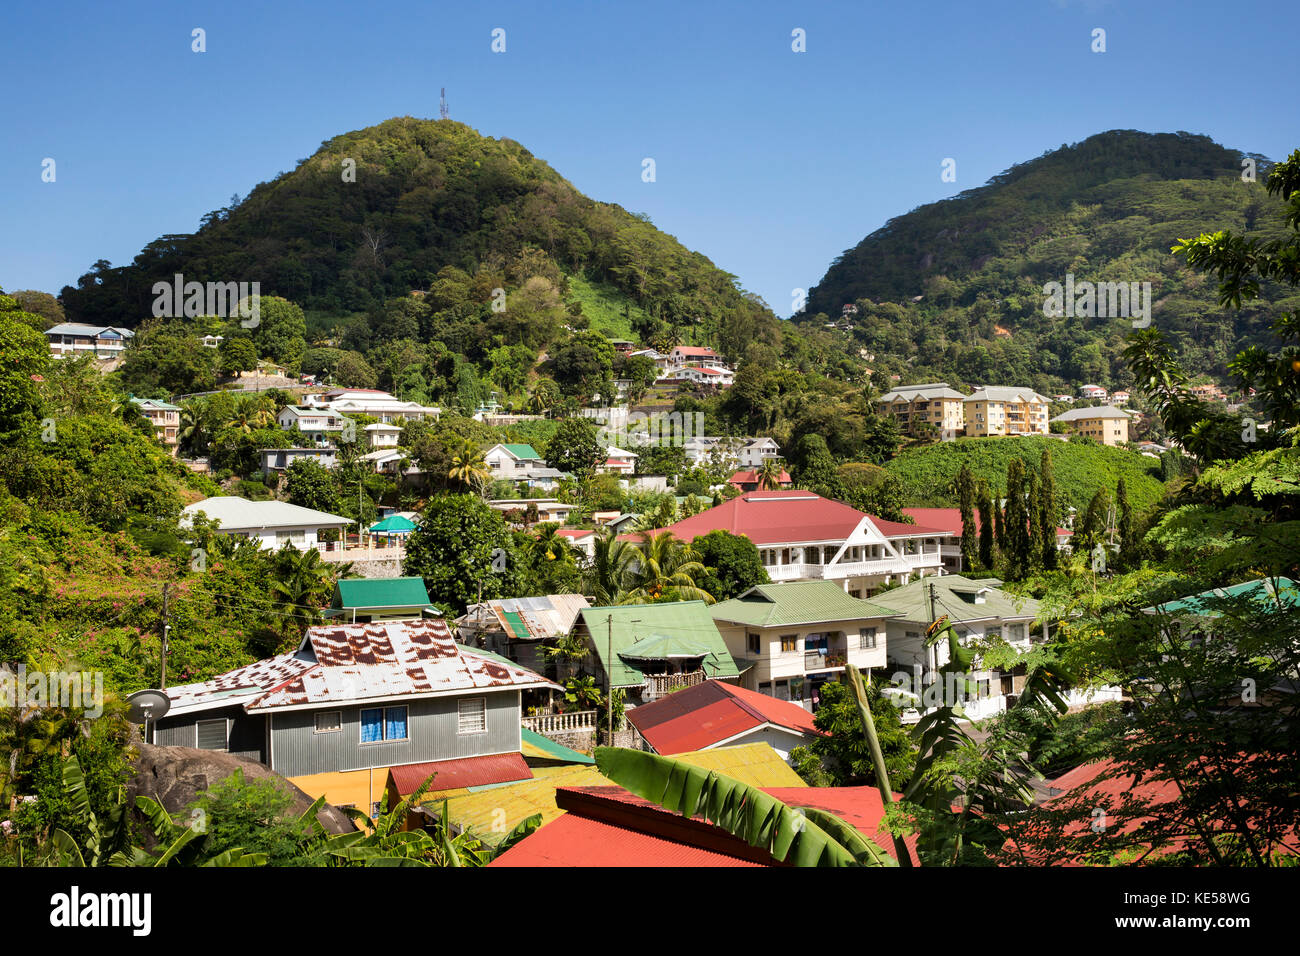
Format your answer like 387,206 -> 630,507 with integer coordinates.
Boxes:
877,383 -> 967,436
963,386 -> 1051,437
303,388 -> 440,423
130,397 -> 180,455
1051,406 -> 1131,446
278,405 -> 352,445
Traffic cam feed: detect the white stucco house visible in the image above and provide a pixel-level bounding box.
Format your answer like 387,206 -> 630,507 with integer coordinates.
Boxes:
181,497 -> 352,551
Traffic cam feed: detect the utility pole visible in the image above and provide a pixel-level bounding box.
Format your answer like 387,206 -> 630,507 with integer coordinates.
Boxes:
607,614 -> 613,746
160,583 -> 171,689
926,581 -> 938,681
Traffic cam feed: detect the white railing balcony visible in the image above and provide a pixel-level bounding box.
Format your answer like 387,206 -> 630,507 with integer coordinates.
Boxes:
902,552 -> 943,567
522,710 -> 596,735
823,558 -> 908,579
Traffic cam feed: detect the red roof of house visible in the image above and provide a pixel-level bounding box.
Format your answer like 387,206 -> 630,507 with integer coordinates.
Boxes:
903,507 -> 1071,539
489,784 -> 920,866
727,469 -> 792,486
635,491 -> 955,546
625,680 -> 821,754
648,490 -> 867,545
488,809 -> 764,867
387,752 -> 533,796
674,346 -> 719,356
555,528 -> 595,539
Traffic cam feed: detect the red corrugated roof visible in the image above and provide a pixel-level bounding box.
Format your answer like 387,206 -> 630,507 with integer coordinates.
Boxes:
728,469 -> 793,486
491,784 -> 920,866
388,752 -> 533,795
488,811 -> 763,867
650,490 -> 868,545
626,680 -> 820,753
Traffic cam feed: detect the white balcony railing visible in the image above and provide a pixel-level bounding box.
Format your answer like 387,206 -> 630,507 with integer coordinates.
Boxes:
522,710 -> 596,735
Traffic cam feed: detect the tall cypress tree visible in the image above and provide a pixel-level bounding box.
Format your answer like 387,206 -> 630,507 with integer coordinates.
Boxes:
1040,447 -> 1058,570
1025,469 -> 1042,558
956,463 -> 979,571
993,489 -> 1005,553
976,479 -> 995,570
1076,487 -> 1112,557
1003,458 -> 1031,581
1116,477 -> 1135,567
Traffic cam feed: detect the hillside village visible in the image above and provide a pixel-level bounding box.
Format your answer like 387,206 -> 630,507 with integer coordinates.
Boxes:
3,107 -> 1298,873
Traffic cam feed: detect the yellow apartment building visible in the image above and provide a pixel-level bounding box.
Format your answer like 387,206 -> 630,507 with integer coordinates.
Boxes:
963,386 -> 1050,437
877,383 -> 967,437
1051,405 -> 1131,446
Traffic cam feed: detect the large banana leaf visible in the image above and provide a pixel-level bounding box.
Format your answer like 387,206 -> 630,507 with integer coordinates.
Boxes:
593,747 -> 887,867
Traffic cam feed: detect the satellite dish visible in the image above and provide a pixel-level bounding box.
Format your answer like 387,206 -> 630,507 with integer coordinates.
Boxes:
126,689 -> 171,724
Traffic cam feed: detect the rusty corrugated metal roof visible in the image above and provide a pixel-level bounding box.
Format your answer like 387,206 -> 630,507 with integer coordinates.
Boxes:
388,752 -> 533,796
162,620 -> 557,716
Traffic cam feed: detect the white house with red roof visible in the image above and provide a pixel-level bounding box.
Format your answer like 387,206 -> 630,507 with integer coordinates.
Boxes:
652,490 -> 945,595
667,345 -> 723,368
658,365 -> 735,387
601,446 -> 639,475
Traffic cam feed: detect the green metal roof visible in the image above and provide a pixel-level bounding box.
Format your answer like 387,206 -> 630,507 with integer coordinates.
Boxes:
710,580 -> 897,628
332,576 -> 433,610
868,575 -> 1040,625
577,601 -> 740,687
504,444 -> 541,460
369,515 -> 417,533
502,610 -> 529,640
1148,577 -> 1298,616
520,728 -> 595,764
620,633 -> 713,660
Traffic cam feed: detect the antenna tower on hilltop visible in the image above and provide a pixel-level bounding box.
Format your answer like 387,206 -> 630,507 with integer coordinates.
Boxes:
439,88 -> 449,120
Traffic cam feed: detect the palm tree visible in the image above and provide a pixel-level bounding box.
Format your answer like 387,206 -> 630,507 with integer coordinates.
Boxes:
757,457 -> 786,491
622,531 -> 713,604
447,439 -> 490,494
528,379 -> 560,416
178,401 -> 208,455
583,528 -> 635,605
532,523 -> 575,565
270,546 -> 335,637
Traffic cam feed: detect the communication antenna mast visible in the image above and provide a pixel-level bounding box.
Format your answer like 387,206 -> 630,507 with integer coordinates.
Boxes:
439,88 -> 449,120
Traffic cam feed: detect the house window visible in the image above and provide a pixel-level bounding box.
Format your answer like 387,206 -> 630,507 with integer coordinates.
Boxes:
985,625 -> 1003,641
1007,623 -> 1027,642
314,711 -> 342,734
747,633 -> 761,655
361,706 -> 409,743
780,635 -> 798,653
859,627 -> 877,650
196,719 -> 228,751
458,697 -> 487,734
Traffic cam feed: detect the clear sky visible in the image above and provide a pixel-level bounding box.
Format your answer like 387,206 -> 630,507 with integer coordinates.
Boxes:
2,0 -> 1296,317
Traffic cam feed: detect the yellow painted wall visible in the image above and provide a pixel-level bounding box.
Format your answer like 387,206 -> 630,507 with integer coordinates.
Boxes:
289,767 -> 391,813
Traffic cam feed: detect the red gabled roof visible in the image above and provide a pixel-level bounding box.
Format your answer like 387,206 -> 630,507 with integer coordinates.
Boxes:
625,680 -> 821,754
727,469 -> 792,486
674,346 -> 719,356
489,784 -> 920,866
652,490 -> 867,545
903,507 -> 1071,539
555,528 -> 595,539
388,752 -> 533,796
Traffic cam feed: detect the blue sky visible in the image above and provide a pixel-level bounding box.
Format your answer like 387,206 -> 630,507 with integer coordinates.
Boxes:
3,0 -> 1296,317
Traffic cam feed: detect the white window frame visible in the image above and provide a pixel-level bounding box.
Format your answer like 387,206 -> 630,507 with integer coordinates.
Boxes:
314,711 -> 342,734
195,718 -> 229,751
457,697 -> 487,735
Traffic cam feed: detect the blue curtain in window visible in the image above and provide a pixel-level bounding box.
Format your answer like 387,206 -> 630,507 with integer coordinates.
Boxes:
360,708 -> 383,743
385,706 -> 408,741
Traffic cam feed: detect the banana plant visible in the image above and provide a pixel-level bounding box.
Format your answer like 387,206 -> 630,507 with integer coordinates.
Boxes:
593,746 -> 897,866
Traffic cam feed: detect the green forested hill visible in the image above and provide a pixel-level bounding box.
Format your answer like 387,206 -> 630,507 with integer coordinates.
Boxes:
885,435 -> 1167,514
802,130 -> 1296,392
60,116 -> 776,355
